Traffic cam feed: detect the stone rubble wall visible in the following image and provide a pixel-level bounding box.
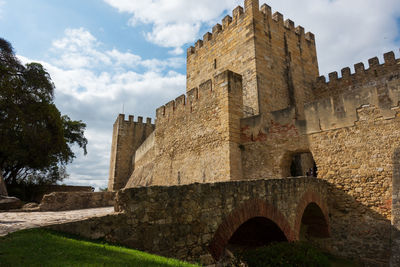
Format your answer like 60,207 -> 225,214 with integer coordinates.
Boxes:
313,51 -> 400,100
126,70 -> 244,187
240,105 -> 400,265
5,184 -> 94,203
392,148 -> 400,266
39,192 -> 115,211
104,0 -> 400,264
307,53 -> 400,265
305,53 -> 400,134
239,54 -> 400,263
49,178 -> 328,265
309,105 -> 399,265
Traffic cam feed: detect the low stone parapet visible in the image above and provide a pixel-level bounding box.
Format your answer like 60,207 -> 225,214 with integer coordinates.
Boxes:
39,192 -> 115,211
0,196 -> 23,210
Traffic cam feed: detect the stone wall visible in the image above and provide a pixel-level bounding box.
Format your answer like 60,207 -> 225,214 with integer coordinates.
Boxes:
308,54 -> 400,265
313,51 -> 400,101
127,70 -> 244,187
240,109 -> 310,180
240,107 -> 399,265
186,0 -> 318,118
104,0 -> 400,264
308,105 -> 399,265
112,0 -> 318,188
186,1 -> 258,115
392,148 -> 400,266
6,184 -> 94,203
126,133 -> 156,187
39,192 -> 115,211
108,115 -> 155,191
240,105 -> 400,265
49,177 -> 329,265
238,51 -> 400,264
253,3 -> 318,118
305,53 -> 400,134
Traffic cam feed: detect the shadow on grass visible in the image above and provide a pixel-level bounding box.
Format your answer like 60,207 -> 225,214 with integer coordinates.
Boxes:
235,242 -> 360,267
0,229 -> 198,267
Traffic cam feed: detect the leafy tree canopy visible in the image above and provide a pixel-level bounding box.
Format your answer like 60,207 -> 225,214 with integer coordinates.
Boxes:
0,38 -> 88,185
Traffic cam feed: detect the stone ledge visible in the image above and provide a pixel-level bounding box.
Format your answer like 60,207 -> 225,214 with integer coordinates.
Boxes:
39,192 -> 115,211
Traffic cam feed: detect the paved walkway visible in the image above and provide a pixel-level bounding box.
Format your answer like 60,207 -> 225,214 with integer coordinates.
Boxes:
0,207 -> 115,236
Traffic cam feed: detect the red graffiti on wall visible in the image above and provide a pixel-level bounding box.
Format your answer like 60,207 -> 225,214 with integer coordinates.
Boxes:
240,120 -> 298,143
269,120 -> 299,136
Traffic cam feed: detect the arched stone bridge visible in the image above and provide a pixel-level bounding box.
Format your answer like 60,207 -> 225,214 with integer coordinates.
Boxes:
51,177 -> 330,264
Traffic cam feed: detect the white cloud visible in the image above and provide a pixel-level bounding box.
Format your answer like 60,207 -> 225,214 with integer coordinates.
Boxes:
15,1 -> 400,189
104,0 -> 400,74
52,28 -> 111,69
104,0 -> 243,53
265,0 -> 400,75
106,49 -> 141,66
18,27 -> 186,189
50,28 -> 184,72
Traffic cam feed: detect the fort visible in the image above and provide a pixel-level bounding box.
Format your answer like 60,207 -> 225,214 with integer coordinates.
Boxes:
52,0 -> 400,265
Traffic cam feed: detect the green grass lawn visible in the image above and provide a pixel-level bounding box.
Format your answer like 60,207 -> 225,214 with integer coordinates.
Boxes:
0,229 -> 200,267
0,229 -> 360,267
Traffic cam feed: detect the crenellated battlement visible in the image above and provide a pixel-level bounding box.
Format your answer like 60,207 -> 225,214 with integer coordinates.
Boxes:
314,51 -> 400,99
187,2 -> 315,59
261,4 -> 315,43
137,70 -> 245,185
186,5 -> 245,57
186,0 -> 318,116
156,72 -> 242,124
116,114 -> 153,125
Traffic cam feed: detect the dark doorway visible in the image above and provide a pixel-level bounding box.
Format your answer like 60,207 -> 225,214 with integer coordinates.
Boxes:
228,217 -> 287,249
290,152 -> 317,177
299,203 -> 329,240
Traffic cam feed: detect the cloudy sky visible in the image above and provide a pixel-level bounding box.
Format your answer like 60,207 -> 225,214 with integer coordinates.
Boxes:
1,0 -> 400,190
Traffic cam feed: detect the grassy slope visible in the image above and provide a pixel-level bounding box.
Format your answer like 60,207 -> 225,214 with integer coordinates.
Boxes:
0,229 -> 199,267
0,229 -> 360,267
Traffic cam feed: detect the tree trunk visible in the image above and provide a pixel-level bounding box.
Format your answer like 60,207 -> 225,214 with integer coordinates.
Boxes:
0,170 -> 8,196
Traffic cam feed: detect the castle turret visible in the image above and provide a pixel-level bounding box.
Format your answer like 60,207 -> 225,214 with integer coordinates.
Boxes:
108,114 -> 155,191
186,0 -> 319,119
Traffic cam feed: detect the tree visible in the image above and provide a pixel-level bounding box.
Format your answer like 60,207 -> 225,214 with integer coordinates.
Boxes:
0,38 -> 88,185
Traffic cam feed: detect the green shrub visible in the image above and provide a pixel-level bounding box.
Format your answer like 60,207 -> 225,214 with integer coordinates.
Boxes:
238,242 -> 330,267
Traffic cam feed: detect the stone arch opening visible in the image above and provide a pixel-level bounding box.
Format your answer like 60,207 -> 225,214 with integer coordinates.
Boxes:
294,191 -> 330,241
228,217 -> 288,250
208,199 -> 295,260
281,151 -> 317,177
299,202 -> 330,240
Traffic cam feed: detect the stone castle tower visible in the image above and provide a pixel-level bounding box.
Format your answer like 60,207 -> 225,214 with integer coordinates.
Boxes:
109,0 -> 320,191
108,1 -> 400,263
